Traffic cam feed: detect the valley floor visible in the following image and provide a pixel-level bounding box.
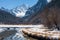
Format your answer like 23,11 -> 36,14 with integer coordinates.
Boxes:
0,24 -> 44,28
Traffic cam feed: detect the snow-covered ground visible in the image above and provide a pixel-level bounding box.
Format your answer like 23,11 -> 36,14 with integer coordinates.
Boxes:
0,26 -> 59,40
0,24 -> 44,28
0,24 -> 45,40
0,25 -> 44,40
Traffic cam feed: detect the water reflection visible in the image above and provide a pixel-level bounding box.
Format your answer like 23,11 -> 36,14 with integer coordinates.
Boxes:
0,28 -> 34,40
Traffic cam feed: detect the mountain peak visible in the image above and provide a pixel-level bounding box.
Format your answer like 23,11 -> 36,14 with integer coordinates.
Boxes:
12,4 -> 29,18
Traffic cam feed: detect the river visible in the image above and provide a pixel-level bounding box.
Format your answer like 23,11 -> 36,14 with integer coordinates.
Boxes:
0,28 -> 37,40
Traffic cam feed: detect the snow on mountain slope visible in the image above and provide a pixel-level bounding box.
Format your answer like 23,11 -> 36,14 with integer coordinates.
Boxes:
47,0 -> 52,3
12,4 -> 28,18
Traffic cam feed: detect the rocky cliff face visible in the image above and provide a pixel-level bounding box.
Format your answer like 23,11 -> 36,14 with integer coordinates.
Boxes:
24,0 -> 47,22
47,0 -> 60,30
35,0 -> 60,30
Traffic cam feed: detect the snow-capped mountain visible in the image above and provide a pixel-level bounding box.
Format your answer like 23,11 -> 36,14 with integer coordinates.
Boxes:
12,4 -> 29,18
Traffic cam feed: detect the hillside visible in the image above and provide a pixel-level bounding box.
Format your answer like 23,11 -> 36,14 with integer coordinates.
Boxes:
0,9 -> 24,24
32,0 -> 60,30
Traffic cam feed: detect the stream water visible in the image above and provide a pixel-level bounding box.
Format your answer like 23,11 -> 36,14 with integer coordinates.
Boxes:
0,27 -> 59,40
0,27 -> 37,40
0,28 -> 28,40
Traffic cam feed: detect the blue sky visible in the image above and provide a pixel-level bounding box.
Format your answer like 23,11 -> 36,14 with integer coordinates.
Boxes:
0,0 -> 38,9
